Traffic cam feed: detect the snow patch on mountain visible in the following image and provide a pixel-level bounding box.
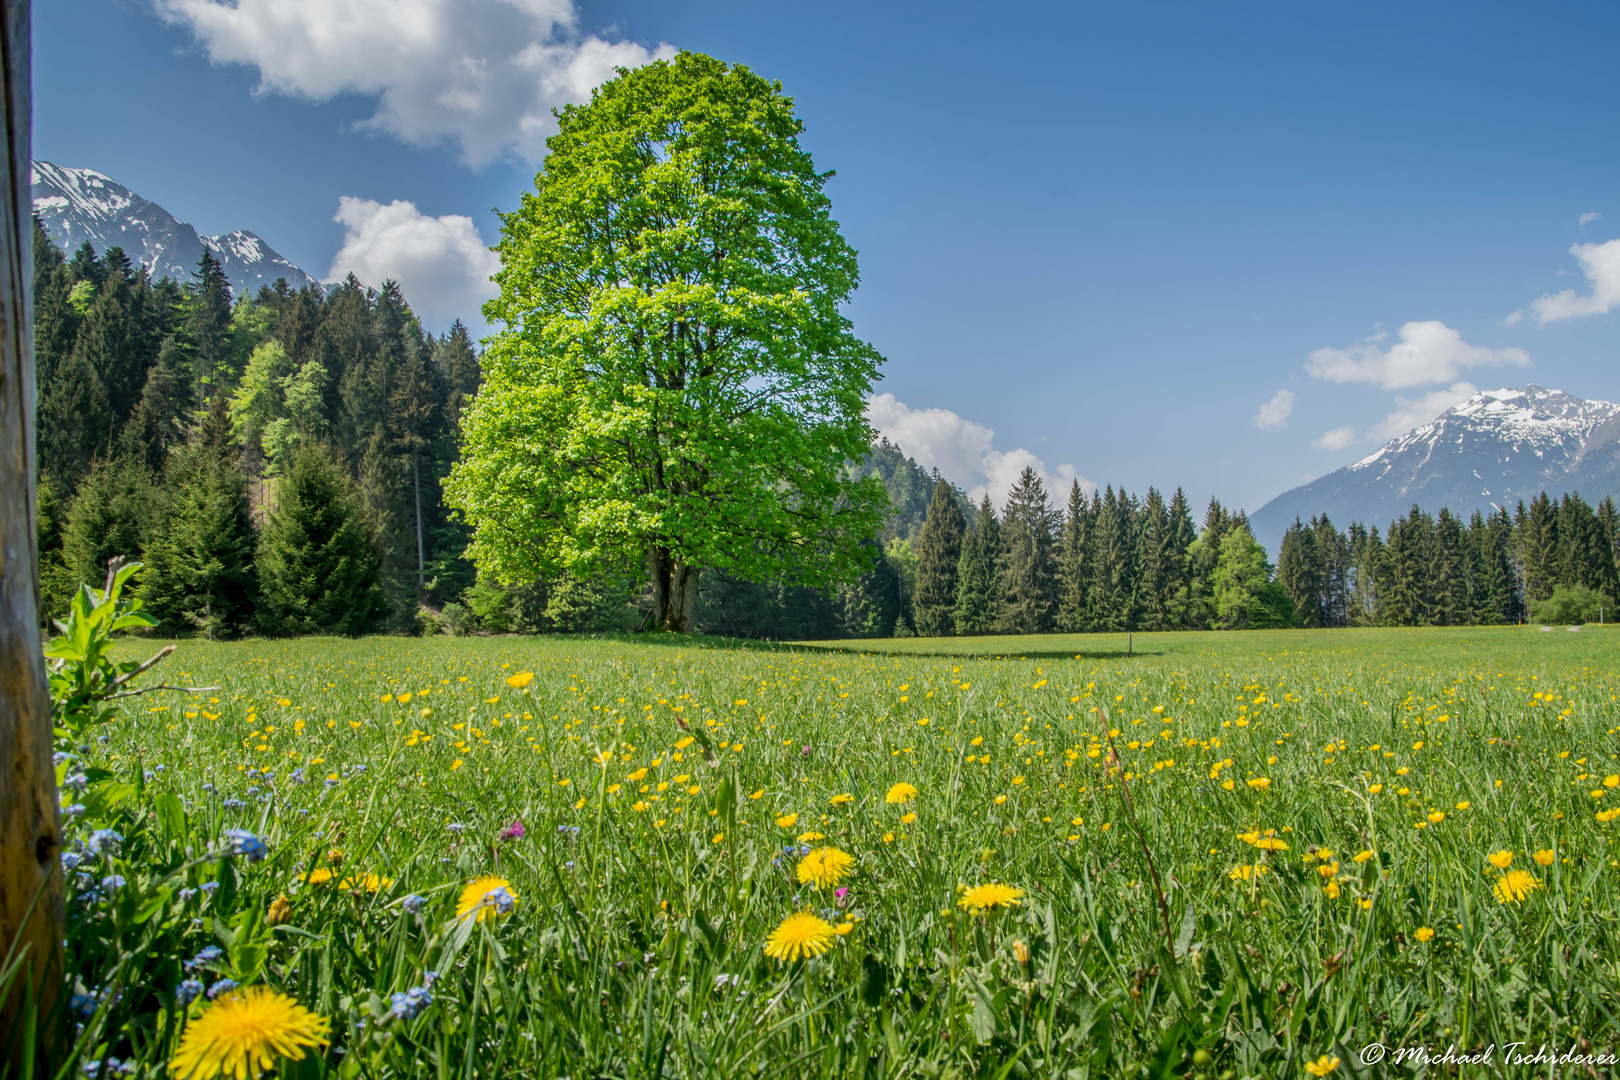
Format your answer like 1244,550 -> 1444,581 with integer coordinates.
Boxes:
1251,385 -> 1620,553
31,161 -> 322,299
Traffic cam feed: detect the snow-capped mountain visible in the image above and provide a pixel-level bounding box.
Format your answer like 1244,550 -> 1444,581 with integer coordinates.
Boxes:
31,161 -> 322,298
1250,386 -> 1620,552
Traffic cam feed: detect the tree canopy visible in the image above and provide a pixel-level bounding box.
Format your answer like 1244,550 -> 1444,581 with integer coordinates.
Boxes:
447,52 -> 887,632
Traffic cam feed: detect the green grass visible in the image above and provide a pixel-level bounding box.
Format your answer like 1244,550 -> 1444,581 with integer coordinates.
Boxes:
57,626 -> 1620,1078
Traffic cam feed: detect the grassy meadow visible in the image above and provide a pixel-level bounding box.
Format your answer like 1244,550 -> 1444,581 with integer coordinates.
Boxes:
64,625 -> 1620,1078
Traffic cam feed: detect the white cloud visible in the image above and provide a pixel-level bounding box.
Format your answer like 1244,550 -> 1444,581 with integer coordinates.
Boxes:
1312,426 -> 1356,451
1251,388 -> 1295,429
1508,238 -> 1620,324
1305,320 -> 1529,389
1579,212 -> 1601,227
1365,381 -> 1478,443
326,197 -> 500,329
153,0 -> 676,166
865,393 -> 1093,510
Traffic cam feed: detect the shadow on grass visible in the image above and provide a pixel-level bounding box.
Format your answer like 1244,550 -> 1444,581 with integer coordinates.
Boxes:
794,645 -> 1162,660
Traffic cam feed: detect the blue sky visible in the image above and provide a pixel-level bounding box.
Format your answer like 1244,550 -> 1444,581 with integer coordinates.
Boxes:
36,0 -> 1620,515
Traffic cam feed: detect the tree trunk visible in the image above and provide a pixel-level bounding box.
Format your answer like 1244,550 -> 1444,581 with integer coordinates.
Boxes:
648,545 -> 701,633
0,0 -> 64,1066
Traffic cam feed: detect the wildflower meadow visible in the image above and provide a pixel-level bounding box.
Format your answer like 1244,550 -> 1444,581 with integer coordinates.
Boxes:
46,619 -> 1620,1078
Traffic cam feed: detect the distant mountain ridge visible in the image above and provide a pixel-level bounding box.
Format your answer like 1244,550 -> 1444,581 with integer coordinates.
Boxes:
1250,385 -> 1620,552
31,161 -> 322,298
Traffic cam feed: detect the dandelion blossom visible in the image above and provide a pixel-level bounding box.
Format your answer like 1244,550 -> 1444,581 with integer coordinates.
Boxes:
797,846 -> 854,890
1492,869 -> 1542,904
168,986 -> 329,1080
1305,1054 -> 1340,1076
456,876 -> 518,922
1487,850 -> 1513,869
775,813 -> 799,829
885,782 -> 918,804
958,883 -> 1024,913
763,911 -> 838,962
505,672 -> 534,689
1532,849 -> 1555,866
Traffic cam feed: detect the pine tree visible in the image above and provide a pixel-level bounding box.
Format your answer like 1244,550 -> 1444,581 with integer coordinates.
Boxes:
1519,493 -> 1558,604
1089,486 -> 1140,631
36,477 -> 74,622
1311,515 -> 1349,628
188,248 -> 234,405
955,494 -> 1001,636
1136,489 -> 1172,631
1163,488 -> 1197,627
139,420 -> 259,638
995,467 -> 1058,633
1383,507 -> 1433,625
912,480 -> 966,636
1276,517 -> 1321,626
118,336 -> 193,472
1430,508 -> 1470,625
1056,481 -> 1092,632
257,443 -> 387,636
62,455 -> 159,590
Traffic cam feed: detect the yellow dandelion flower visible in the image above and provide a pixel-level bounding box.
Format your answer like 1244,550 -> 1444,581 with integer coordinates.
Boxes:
1598,808 -> 1620,823
900,812 -> 916,824
1487,850 -> 1513,869
1305,1053 -> 1340,1076
797,831 -> 825,843
885,782 -> 918,804
763,911 -> 838,962
1413,926 -> 1434,942
505,672 -> 534,689
830,793 -> 853,806
1533,849 -> 1555,866
456,875 -> 518,922
339,873 -> 393,893
775,813 -> 799,829
632,801 -> 650,812
797,846 -> 854,890
882,832 -> 895,843
1323,881 -> 1340,899
958,883 -> 1024,912
168,986 -> 329,1080
1352,850 -> 1375,863
1427,811 -> 1445,823
834,922 -> 855,935
266,895 -> 292,926
301,869 -> 336,886
1492,869 -> 1542,904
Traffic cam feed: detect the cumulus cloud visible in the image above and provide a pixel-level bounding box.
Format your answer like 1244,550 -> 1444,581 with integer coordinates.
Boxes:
1365,381 -> 1478,443
326,197 -> 500,329
153,0 -> 676,165
1579,212 -> 1601,227
1251,388 -> 1295,430
1507,238 -> 1620,324
865,393 -> 1093,510
1304,320 -> 1528,389
1312,426 -> 1356,451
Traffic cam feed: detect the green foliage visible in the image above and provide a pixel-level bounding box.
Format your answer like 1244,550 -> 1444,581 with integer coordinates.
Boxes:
1210,526 -> 1295,629
43,560 -> 157,744
912,480 -> 966,637
448,52 -> 888,631
63,455 -> 159,591
256,444 -> 387,636
955,495 -> 1001,635
1531,583 -> 1612,625
995,467 -> 1058,634
138,437 -> 260,638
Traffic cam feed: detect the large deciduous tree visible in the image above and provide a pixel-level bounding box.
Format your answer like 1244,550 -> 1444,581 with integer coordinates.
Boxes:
447,53 -> 887,632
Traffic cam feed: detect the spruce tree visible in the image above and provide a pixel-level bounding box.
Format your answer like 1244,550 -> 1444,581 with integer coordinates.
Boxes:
955,494 -> 1001,636
1088,486 -> 1140,631
1136,488 -> 1172,630
1430,508 -> 1470,625
1276,518 -> 1322,626
188,248 -> 234,405
62,455 -> 159,589
995,467 -> 1058,634
1519,494 -> 1558,603
257,444 -> 387,636
139,399 -> 259,637
912,480 -> 966,636
1164,488 -> 1197,627
1056,480 -> 1092,632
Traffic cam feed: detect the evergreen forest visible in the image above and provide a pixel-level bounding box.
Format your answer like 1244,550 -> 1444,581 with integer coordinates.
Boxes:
32,225 -> 1620,640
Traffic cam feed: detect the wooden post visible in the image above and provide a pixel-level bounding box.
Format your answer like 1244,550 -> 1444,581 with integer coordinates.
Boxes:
0,0 -> 62,1066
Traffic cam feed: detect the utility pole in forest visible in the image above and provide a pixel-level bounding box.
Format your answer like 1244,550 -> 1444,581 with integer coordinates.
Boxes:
0,1 -> 64,1067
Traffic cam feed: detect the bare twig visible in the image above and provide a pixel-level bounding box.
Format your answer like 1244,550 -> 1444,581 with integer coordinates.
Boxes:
102,684 -> 220,701
102,645 -> 175,695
